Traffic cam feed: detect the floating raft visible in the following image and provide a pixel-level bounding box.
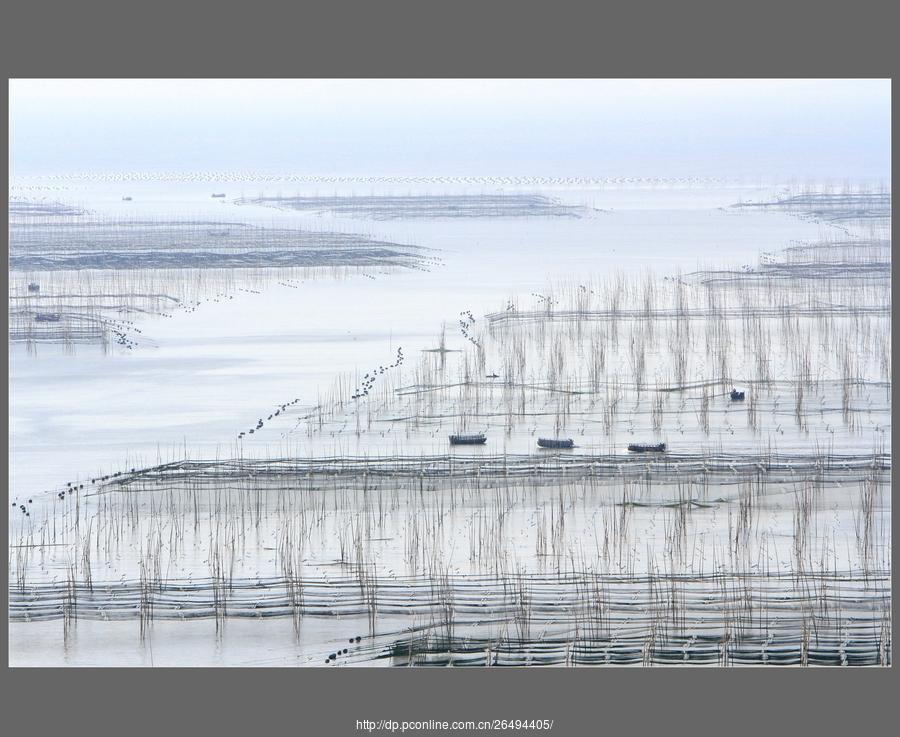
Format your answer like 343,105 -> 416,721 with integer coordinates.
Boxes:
627,442 -> 667,453
537,438 -> 575,449
449,433 -> 487,445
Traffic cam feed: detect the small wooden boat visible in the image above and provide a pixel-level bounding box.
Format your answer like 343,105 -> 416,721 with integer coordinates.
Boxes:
730,389 -> 746,401
627,442 -> 666,453
537,438 -> 575,449
449,433 -> 487,445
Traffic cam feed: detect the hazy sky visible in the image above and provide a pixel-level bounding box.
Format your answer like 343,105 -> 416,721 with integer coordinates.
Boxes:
9,79 -> 891,179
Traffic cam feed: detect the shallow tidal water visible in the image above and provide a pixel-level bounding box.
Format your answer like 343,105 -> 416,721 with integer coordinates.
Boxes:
9,179 -> 821,499
10,176 -> 888,667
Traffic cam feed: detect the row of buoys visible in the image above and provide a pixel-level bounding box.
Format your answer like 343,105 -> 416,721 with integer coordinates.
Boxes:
239,398 -> 301,439
531,292 -> 559,308
326,635 -> 363,664
459,310 -> 479,347
107,318 -> 142,349
352,347 -> 404,400
56,481 -> 79,499
12,499 -> 33,516
160,293 -> 236,319
112,328 -> 138,350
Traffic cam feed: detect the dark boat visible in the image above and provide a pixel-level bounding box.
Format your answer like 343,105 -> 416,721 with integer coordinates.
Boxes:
537,438 -> 575,449
34,313 -> 62,322
449,433 -> 487,445
730,389 -> 746,401
122,196 -> 133,201
627,442 -> 666,453
27,282 -> 40,293
211,193 -> 226,198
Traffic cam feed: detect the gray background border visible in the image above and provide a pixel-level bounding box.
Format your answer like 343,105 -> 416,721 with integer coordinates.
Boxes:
2,1 -> 895,735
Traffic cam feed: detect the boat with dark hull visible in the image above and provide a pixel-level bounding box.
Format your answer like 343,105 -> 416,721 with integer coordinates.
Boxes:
627,442 -> 666,453
449,433 -> 487,445
537,438 -> 575,449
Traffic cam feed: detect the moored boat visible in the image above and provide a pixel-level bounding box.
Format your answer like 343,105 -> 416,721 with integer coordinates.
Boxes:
449,433 -> 487,445
627,442 -> 666,453
537,438 -> 575,449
